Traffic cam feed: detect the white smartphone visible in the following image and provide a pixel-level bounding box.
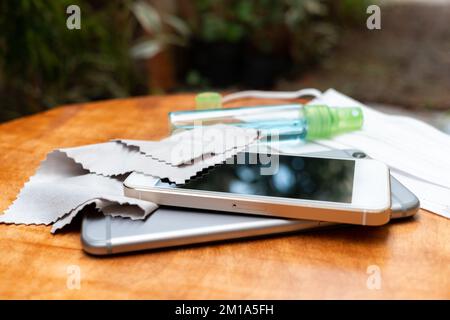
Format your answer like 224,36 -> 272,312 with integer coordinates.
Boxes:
123,152 -> 391,226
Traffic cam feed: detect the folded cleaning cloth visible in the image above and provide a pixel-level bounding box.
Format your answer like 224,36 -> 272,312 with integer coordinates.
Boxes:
0,125 -> 259,233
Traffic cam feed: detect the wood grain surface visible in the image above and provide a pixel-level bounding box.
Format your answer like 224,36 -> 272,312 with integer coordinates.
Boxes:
0,95 -> 448,299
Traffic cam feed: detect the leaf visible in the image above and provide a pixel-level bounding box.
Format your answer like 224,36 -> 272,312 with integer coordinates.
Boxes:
304,0 -> 327,16
159,34 -> 187,47
131,1 -> 162,34
130,40 -> 162,59
163,14 -> 190,38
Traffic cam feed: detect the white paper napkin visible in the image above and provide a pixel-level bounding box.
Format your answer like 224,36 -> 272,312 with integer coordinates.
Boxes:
274,89 -> 450,219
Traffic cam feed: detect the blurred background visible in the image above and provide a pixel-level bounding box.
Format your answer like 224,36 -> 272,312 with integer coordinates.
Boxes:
1,0 -> 449,131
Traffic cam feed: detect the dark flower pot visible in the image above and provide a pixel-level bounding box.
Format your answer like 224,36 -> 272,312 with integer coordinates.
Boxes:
189,39 -> 244,87
241,50 -> 291,89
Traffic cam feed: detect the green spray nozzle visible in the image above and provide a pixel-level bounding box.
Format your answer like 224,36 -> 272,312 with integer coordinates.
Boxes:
303,105 -> 363,140
195,92 -> 222,110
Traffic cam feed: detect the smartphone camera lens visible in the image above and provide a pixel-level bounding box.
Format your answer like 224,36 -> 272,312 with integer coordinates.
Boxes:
352,151 -> 367,158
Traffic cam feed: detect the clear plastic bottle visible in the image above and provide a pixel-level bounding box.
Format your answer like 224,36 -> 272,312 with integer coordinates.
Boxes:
169,104 -> 363,140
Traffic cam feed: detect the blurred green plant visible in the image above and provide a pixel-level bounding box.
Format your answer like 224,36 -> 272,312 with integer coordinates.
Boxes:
187,0 -> 366,66
130,0 -> 190,59
0,0 -> 144,122
0,0 -> 371,121
285,0 -> 338,66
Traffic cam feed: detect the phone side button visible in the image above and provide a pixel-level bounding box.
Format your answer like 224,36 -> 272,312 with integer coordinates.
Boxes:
233,203 -> 268,215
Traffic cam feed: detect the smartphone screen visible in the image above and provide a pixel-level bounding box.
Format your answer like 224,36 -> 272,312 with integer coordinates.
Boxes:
161,152 -> 355,203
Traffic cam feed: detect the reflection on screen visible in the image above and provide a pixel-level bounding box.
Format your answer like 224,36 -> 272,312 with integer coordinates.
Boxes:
174,153 -> 355,203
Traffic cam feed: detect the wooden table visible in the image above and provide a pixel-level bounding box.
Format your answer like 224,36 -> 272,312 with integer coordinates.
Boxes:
0,95 -> 449,299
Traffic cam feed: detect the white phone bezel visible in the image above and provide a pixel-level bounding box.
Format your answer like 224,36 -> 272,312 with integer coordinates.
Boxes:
123,152 -> 391,226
